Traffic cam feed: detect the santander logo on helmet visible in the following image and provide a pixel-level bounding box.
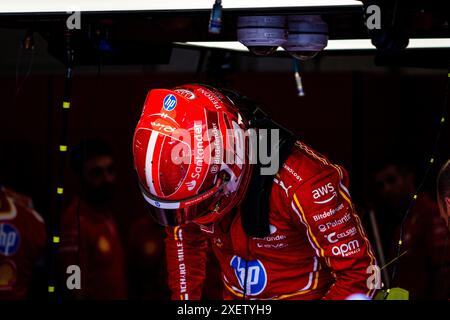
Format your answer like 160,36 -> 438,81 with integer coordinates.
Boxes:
132,84 -> 252,226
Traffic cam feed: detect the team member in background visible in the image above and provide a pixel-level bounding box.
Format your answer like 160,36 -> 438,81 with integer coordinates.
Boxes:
127,213 -> 171,300
133,84 -> 378,300
127,213 -> 223,300
0,186 -> 46,299
436,159 -> 450,299
437,159 -> 450,230
59,140 -> 127,299
370,159 -> 450,299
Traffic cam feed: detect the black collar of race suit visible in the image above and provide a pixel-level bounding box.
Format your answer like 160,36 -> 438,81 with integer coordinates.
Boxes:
218,88 -> 297,238
240,119 -> 296,238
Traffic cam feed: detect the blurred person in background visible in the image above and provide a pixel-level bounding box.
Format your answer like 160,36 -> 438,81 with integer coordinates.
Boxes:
59,139 -> 127,299
127,200 -> 223,300
436,159 -> 450,298
437,159 -> 450,230
369,158 -> 450,299
0,185 -> 46,299
127,212 -> 170,300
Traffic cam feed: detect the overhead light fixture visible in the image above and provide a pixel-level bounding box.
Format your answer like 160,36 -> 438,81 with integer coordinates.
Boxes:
282,15 -> 329,60
236,14 -> 331,60
0,1 -> 361,13
177,39 -> 450,51
237,16 -> 287,56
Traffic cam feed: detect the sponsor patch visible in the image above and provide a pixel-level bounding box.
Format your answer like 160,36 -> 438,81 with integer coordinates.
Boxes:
274,178 -> 292,197
313,203 -> 345,222
312,182 -> 337,204
256,243 -> 288,249
318,212 -> 352,232
197,88 -> 222,109
174,89 -> 196,100
163,94 -> 177,111
283,164 -> 302,181
150,121 -> 176,133
0,223 -> 20,256
185,180 -> 197,191
332,240 -> 361,257
98,236 -> 111,253
0,259 -> 16,290
230,256 -> 267,296
324,227 -> 357,243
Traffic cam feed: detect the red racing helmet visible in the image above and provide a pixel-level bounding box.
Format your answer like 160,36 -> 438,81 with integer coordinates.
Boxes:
133,84 -> 253,226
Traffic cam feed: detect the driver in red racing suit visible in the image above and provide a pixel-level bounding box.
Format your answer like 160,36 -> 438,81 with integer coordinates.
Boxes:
133,84 -> 378,300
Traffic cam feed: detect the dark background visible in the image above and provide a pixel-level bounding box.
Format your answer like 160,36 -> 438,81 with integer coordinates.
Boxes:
0,30 -> 448,225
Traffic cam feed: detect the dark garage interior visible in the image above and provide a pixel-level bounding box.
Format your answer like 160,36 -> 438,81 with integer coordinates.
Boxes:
0,1 -> 449,303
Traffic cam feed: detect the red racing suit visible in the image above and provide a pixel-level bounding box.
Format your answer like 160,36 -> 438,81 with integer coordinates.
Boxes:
0,187 -> 46,299
165,141 -> 378,300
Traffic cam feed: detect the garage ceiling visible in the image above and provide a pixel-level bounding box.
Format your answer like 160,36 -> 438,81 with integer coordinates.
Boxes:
0,1 -> 449,68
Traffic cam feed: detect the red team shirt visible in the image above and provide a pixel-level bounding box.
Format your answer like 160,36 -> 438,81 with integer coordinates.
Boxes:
60,198 -> 127,299
0,187 -> 46,299
165,141 -> 378,300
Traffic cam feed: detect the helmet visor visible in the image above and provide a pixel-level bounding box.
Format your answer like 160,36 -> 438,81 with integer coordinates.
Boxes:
140,171 -> 232,226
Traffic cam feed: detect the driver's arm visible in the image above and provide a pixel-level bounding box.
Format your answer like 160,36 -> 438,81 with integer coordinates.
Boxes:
165,223 -> 208,300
